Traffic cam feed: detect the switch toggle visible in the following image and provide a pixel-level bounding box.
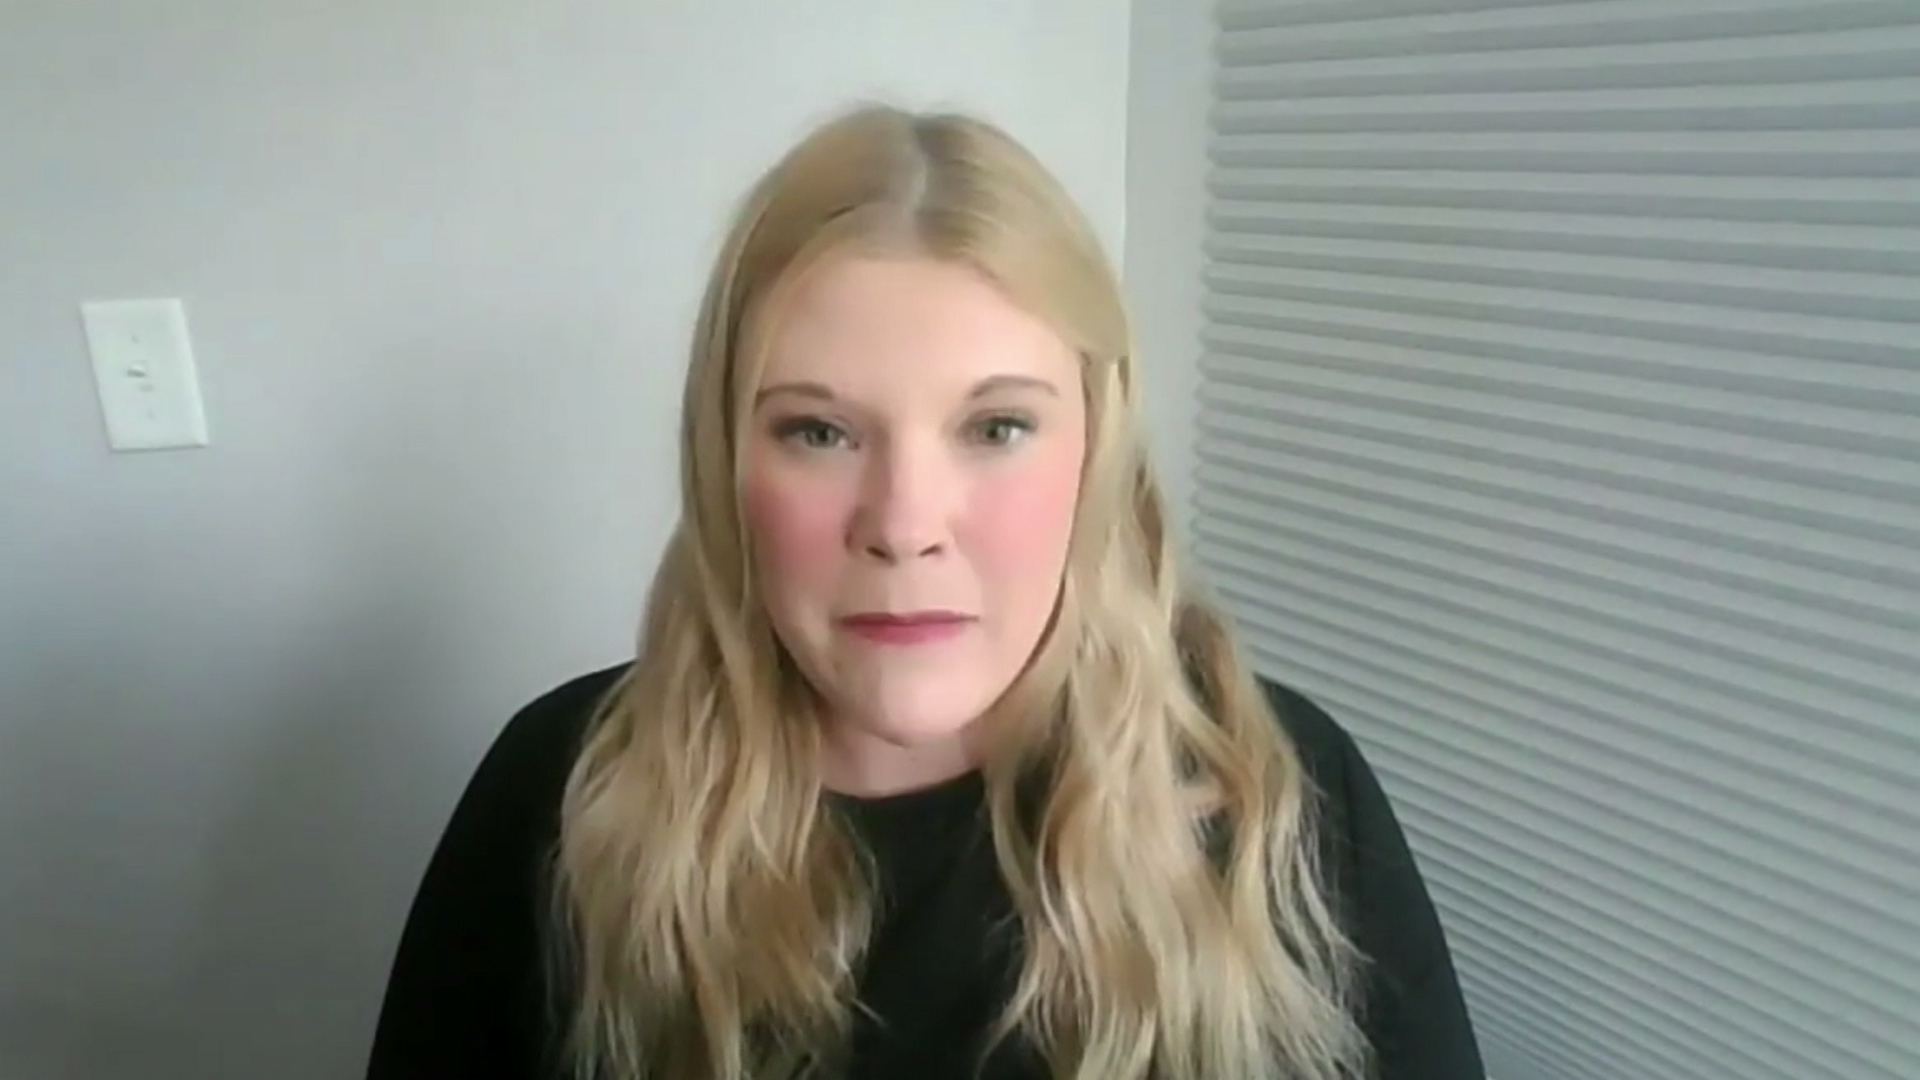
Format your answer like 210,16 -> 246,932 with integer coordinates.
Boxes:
80,298 -> 210,452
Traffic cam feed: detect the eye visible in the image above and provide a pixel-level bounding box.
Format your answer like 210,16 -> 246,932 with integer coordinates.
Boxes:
774,417 -> 853,451
969,412 -> 1036,448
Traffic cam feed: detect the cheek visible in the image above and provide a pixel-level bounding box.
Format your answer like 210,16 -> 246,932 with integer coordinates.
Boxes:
963,444 -> 1084,591
742,466 -> 849,600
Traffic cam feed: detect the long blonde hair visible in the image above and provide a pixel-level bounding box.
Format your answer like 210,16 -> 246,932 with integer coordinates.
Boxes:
556,103 -> 1367,1080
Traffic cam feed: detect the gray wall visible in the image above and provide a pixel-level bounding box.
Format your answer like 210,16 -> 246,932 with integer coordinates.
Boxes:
1123,0 -> 1211,531
0,2 -> 1151,1076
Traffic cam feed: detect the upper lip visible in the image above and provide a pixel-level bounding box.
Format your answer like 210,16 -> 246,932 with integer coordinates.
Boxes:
839,610 -> 974,625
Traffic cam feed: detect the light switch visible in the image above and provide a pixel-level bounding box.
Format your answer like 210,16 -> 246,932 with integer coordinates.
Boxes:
80,298 -> 210,451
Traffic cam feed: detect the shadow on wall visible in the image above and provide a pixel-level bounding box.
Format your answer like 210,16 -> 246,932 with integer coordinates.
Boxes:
1,341 -> 525,1080
178,588 -> 460,1080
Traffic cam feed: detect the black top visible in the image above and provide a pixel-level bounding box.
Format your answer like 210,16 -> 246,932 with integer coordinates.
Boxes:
365,665 -> 1484,1079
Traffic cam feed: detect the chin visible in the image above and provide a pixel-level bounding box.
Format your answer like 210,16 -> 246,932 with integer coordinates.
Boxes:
840,678 -> 1002,746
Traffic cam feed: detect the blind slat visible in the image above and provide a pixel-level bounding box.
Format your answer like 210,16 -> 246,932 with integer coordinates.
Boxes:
1207,201 -> 1920,275
1205,261 -> 1920,354
1212,77 -> 1920,134
1199,515 -> 1920,819
1200,3 -> 1920,1076
1208,233 -> 1920,322
1199,434 -> 1920,647
1200,501 -> 1920,818
1216,25 -> 1920,98
1198,487 -> 1920,759
1205,296 -> 1920,467
1200,356 -> 1920,550
1215,613 -> 1920,1071
1209,168 -> 1920,226
1218,0 -> 1920,60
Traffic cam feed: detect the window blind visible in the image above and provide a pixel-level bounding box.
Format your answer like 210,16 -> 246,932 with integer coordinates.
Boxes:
1194,3 -> 1920,1079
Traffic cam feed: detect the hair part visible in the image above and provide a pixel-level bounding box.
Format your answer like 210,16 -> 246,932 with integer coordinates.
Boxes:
555,102 -> 1369,1080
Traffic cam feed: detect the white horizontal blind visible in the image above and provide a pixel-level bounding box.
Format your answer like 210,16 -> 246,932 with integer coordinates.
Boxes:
1195,3 -> 1920,1079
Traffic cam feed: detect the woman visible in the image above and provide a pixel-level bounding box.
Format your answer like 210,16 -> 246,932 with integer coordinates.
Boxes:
366,104 -> 1482,1080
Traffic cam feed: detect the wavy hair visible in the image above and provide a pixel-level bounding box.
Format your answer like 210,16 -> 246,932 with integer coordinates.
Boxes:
555,103 -> 1368,1080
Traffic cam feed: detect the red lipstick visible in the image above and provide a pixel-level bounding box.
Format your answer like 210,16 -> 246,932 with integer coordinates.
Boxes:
838,610 -> 974,645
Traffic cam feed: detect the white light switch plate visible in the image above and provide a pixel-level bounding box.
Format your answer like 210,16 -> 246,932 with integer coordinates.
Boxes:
80,298 -> 210,451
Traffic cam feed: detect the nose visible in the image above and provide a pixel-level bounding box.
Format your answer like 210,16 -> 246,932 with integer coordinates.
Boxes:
850,434 -> 955,563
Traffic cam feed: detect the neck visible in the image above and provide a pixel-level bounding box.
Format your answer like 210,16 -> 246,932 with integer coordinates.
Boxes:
818,724 -> 979,798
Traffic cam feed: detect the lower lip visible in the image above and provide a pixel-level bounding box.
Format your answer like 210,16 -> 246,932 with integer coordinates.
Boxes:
840,618 -> 973,645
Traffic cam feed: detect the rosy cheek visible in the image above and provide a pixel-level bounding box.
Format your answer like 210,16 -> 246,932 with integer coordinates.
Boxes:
743,463 -> 850,586
962,445 -> 1083,577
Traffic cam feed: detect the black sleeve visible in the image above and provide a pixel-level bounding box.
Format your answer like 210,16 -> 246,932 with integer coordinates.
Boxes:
1266,682 -> 1486,1080
364,670 -> 612,1080
1338,724 -> 1484,1079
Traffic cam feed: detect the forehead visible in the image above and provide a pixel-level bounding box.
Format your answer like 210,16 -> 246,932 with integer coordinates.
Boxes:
759,256 -> 1079,392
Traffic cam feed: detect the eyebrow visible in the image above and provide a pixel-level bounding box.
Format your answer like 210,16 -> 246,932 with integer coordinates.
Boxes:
753,374 -> 1060,407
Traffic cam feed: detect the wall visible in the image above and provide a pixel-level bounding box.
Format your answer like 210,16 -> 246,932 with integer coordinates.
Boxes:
1123,0 -> 1211,533
0,2 -> 1131,1077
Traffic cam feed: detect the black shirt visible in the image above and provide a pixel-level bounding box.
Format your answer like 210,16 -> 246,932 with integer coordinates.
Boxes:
364,664 -> 1484,1079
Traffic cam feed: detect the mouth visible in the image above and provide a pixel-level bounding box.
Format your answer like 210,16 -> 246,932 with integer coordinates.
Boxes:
837,610 -> 976,646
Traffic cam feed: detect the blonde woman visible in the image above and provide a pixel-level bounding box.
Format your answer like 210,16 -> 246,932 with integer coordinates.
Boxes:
366,105 -> 1482,1080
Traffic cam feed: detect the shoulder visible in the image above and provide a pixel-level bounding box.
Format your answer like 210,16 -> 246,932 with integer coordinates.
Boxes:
1254,675 -> 1389,903
1252,673 -> 1397,889
1253,675 -> 1414,959
1257,677 -> 1351,769
366,662 -> 634,1076
492,662 -> 631,793
505,661 -> 631,756
1255,676 -> 1488,1077
1257,675 -> 1367,818
460,662 -> 633,843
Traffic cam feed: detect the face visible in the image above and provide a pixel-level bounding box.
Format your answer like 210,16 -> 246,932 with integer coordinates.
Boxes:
741,256 -> 1087,792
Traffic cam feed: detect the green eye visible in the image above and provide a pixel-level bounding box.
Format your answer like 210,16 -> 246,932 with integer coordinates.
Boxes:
972,414 -> 1036,447
777,418 -> 851,450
